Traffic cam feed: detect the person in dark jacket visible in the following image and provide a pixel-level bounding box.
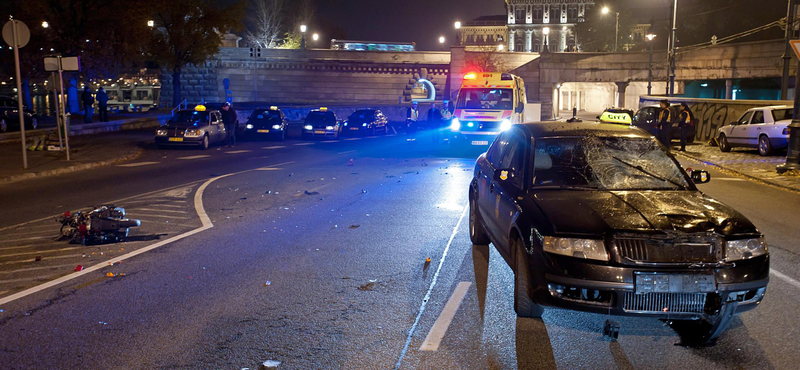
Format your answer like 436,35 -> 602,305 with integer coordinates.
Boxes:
81,87 -> 94,123
657,99 -> 672,149
406,101 -> 419,142
677,103 -> 694,151
96,87 -> 109,122
221,102 -> 237,147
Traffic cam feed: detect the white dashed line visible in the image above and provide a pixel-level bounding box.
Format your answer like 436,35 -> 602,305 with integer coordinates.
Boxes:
338,150 -> 356,155
320,140 -> 340,143
224,150 -> 252,154
263,146 -> 286,149
117,162 -> 159,167
714,178 -> 747,182
420,282 -> 472,351
0,247 -> 83,259
771,269 -> 800,290
177,155 -> 210,160
127,208 -> 189,214
344,138 -> 361,141
294,143 -> 314,146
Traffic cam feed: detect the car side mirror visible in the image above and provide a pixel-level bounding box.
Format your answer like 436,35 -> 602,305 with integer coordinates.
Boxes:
689,169 -> 711,184
494,168 -> 514,182
729,121 -> 738,126
596,115 -> 601,120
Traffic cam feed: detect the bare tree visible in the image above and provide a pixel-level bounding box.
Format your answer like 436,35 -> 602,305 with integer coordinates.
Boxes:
245,0 -> 284,48
463,45 -> 511,73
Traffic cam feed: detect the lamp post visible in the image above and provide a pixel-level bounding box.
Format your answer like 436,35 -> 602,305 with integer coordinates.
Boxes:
438,36 -> 445,51
646,34 -> 656,95
41,21 -> 49,29
300,24 -> 307,49
669,0 -> 678,97
602,6 -> 620,52
454,21 -> 461,47
498,44 -> 504,51
312,33 -> 319,48
543,26 -> 550,52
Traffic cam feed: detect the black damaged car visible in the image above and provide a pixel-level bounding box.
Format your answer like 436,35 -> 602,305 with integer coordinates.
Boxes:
469,121 -> 769,343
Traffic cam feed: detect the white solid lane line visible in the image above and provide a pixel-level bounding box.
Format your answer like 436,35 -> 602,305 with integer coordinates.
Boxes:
420,282 -> 472,351
177,155 -> 211,160
0,263 -> 78,275
714,178 -> 747,182
127,208 -> 189,214
338,150 -> 356,155
263,146 -> 286,149
344,138 -> 361,141
771,269 -> 800,290
116,162 -> 160,167
320,140 -> 340,143
137,214 -> 189,220
224,150 -> 252,154
294,142 -> 314,146
0,247 -> 83,259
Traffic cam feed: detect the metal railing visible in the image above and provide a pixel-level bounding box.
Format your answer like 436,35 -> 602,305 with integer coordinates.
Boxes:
171,99 -> 188,116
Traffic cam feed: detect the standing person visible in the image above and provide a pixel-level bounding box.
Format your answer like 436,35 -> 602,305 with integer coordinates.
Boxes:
427,102 -> 442,143
678,103 -> 694,152
437,100 -> 452,144
657,99 -> 672,149
221,102 -> 238,147
81,87 -> 94,123
96,87 -> 109,122
406,101 -> 419,142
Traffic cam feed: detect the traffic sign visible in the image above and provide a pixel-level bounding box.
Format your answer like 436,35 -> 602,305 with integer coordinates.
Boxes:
791,40 -> 800,59
2,20 -> 30,48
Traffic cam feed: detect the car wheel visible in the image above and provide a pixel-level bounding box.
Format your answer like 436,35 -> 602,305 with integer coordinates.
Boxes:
200,134 -> 209,150
0,118 -> 7,133
669,301 -> 737,344
718,134 -> 731,152
469,193 -> 490,245
514,237 -> 544,318
758,135 -> 773,156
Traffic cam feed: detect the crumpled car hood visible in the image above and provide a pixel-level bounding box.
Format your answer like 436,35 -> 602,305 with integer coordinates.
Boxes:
531,190 -> 758,236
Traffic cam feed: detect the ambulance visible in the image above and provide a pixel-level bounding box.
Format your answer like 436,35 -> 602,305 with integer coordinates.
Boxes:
449,71 -> 539,147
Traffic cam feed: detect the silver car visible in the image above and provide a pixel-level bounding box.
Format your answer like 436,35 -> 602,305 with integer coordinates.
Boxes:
717,105 -> 792,156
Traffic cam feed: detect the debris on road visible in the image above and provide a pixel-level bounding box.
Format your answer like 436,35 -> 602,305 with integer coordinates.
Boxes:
304,191 -> 320,195
35,256 -> 42,262
106,272 -> 115,277
74,265 -> 84,271
347,158 -> 354,166
358,279 -> 378,291
603,319 -> 620,340
349,224 -> 360,229
264,281 -> 271,286
425,257 -> 431,263
360,189 -> 367,194
260,360 -> 282,369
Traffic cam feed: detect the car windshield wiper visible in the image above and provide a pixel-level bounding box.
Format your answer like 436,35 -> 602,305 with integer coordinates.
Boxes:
533,185 -> 603,191
611,155 -> 687,190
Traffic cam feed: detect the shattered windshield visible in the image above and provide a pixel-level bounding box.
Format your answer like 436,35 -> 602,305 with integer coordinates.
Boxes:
532,136 -> 691,190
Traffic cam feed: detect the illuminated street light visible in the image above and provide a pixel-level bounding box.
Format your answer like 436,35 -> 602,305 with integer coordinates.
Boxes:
602,6 -> 609,14
498,44 -> 504,51
41,21 -> 49,29
601,7 -> 620,52
454,21 -> 461,29
300,24 -> 307,33
646,33 -> 656,41
646,34 -> 656,95
543,27 -> 550,52
147,20 -> 155,28
312,33 -> 319,41
439,36 -> 445,51
300,25 -> 307,49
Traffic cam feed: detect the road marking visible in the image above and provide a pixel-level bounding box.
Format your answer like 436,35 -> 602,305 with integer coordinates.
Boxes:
177,155 -> 210,160
0,244 -> 35,251
365,136 -> 379,139
294,143 -> 314,146
224,150 -> 252,154
420,282 -> 472,351
771,269 -> 800,290
0,254 -> 85,266
255,167 -> 283,171
394,204 -> 468,370
338,150 -> 356,155
344,138 -> 361,141
0,236 -> 52,244
263,146 -> 286,149
127,208 -> 189,214
137,213 -> 189,220
117,161 -> 159,167
0,247 -> 83,259
714,178 -> 747,182
320,140 -> 339,143
0,263 -> 77,274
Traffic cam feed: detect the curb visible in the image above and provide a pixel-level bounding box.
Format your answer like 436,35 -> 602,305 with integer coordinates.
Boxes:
675,151 -> 800,193
0,147 -> 145,185
0,115 -> 168,144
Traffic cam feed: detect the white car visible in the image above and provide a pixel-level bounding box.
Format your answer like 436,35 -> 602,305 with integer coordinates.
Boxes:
717,105 -> 792,156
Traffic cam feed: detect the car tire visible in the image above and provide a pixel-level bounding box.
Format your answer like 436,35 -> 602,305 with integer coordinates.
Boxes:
0,118 -> 7,133
758,135 -> 773,156
514,237 -> 544,318
718,134 -> 731,152
469,193 -> 491,245
200,134 -> 209,150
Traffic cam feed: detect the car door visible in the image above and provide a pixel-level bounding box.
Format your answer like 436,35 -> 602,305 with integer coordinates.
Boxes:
493,130 -> 528,254
210,112 -> 224,142
744,110 -> 766,146
634,107 -> 658,135
478,132 -> 509,242
728,111 -> 753,145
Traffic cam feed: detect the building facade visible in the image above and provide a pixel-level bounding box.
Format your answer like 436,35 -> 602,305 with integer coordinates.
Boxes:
459,0 -> 595,53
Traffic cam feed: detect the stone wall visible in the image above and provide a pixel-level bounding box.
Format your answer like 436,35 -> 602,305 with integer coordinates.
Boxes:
639,96 -> 792,142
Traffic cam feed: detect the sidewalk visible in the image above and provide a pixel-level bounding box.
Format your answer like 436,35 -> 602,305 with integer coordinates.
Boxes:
676,144 -> 800,192
0,130 -> 152,184
0,111 -> 168,144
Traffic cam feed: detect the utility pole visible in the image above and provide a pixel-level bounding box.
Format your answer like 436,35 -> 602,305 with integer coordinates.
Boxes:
614,12 -> 619,53
777,52 -> 800,173
669,0 -> 678,97
781,0 -> 797,100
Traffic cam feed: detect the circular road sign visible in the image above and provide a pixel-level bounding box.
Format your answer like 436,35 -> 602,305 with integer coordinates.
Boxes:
2,20 -> 31,48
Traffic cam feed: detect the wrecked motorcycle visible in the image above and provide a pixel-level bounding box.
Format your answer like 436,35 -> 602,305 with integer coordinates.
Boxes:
56,205 -> 141,245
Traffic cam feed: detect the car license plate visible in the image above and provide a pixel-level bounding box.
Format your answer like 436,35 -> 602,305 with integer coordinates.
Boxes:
257,129 -> 270,133
471,140 -> 489,146
635,273 -> 715,294
350,127 -> 360,130
314,130 -> 326,134
168,137 -> 183,142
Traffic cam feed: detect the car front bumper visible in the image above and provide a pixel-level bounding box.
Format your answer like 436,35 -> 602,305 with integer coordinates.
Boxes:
155,136 -> 205,145
302,128 -> 337,138
244,127 -> 283,138
449,130 -> 501,146
527,251 -> 769,319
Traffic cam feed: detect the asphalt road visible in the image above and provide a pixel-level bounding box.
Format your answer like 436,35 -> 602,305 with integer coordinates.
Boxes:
0,129 -> 799,369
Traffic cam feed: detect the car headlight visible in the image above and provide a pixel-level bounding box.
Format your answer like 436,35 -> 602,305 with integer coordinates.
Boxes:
156,129 -> 168,136
184,128 -> 204,137
361,123 -> 367,127
450,117 -> 461,131
543,236 -> 609,261
304,125 -> 313,130
326,126 -> 334,130
246,124 -> 254,129
500,119 -> 512,131
272,124 -> 281,130
726,237 -> 768,261
344,121 -> 348,126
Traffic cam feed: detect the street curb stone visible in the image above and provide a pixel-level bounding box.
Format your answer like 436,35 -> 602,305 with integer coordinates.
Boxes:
0,147 -> 144,185
675,151 -> 800,193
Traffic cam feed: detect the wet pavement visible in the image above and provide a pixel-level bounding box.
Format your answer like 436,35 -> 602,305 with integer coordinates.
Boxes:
0,130 -> 798,369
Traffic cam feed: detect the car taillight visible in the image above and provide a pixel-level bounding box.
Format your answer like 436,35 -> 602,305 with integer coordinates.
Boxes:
783,128 -> 789,135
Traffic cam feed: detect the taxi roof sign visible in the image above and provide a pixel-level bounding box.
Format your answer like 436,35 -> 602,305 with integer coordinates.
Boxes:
194,104 -> 207,112
319,107 -> 328,111
270,106 -> 278,110
598,110 -> 633,125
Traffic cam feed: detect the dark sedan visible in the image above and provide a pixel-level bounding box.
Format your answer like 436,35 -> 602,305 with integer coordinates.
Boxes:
343,109 -> 389,136
243,106 -> 287,141
154,106 -> 227,149
469,121 -> 768,343
633,104 -> 697,143
0,96 -> 39,133
301,108 -> 340,139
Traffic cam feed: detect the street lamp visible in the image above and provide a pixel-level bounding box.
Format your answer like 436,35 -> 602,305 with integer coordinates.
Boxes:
543,27 -> 550,52
498,44 -> 504,51
41,21 -> 49,29
312,33 -> 319,41
454,21 -> 461,46
300,24 -> 307,49
147,20 -> 154,28
602,7 -> 620,52
439,36 -> 445,51
646,34 -> 656,95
